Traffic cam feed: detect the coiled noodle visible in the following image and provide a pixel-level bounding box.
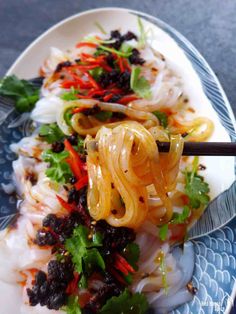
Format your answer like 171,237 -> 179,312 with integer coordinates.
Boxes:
86,121 -> 184,228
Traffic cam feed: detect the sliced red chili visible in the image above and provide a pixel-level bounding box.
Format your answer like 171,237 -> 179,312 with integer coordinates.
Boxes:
72,107 -> 86,114
76,42 -> 97,49
114,253 -> 135,273
119,94 -> 139,105
108,267 -> 127,285
74,175 -> 88,190
82,71 -> 100,90
103,94 -> 113,102
122,58 -> 131,71
118,57 -> 124,73
76,64 -> 99,71
56,195 -> 75,212
114,260 -> 129,276
64,139 -> 84,179
66,272 -> 80,295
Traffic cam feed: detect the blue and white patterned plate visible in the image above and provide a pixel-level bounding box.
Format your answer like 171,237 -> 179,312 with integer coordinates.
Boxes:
0,8 -> 235,314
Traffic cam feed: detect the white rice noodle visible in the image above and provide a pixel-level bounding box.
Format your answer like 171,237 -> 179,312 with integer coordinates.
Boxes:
132,222 -> 194,314
31,96 -> 64,124
41,47 -> 69,76
129,47 -> 183,112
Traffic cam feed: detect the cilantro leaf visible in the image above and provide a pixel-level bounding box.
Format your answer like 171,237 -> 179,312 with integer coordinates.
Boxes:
123,243 -> 140,271
39,123 -> 65,143
65,225 -> 105,274
92,231 -> 103,246
171,206 -> 190,224
158,207 -> 190,241
94,111 -> 113,121
159,224 -> 168,241
100,289 -> 148,314
184,171 -> 210,209
130,67 -> 151,99
61,88 -> 79,101
0,75 -> 39,112
78,274 -> 87,289
42,149 -> 72,183
66,296 -> 81,314
89,67 -> 104,81
83,248 -> 105,273
76,136 -> 85,154
120,43 -> 133,55
153,111 -> 168,128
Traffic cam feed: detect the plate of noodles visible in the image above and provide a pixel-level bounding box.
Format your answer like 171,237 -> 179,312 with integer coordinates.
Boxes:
0,7 -> 235,314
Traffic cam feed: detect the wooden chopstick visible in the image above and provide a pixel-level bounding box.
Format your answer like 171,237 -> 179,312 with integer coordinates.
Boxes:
157,141 -> 236,156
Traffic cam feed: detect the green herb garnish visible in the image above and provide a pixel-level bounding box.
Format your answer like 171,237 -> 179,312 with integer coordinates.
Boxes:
184,157 -> 210,208
66,296 -> 81,314
171,206 -> 190,224
64,108 -> 73,126
78,274 -> 87,289
61,88 -> 79,101
123,243 -> 140,271
130,67 -> 151,99
42,149 -> 72,183
65,225 -> 105,274
100,288 -> 148,314
120,43 -> 133,55
0,75 -> 39,112
98,44 -> 132,58
89,67 -> 104,81
158,206 -> 190,241
39,123 -> 65,143
159,224 -> 168,241
153,111 -> 168,128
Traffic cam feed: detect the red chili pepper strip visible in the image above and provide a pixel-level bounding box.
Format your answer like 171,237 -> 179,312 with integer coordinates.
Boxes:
103,94 -> 113,102
108,267 -> 127,285
66,272 -> 80,295
82,71 -> 100,90
100,64 -> 113,72
72,107 -> 86,114
61,81 -> 80,89
66,158 -> 83,180
87,89 -> 105,97
122,58 -> 131,71
80,53 -> 106,64
76,42 -> 97,48
115,253 -> 135,273
74,175 -> 88,190
76,64 -> 99,71
118,57 -> 124,73
56,195 -> 75,212
114,260 -> 129,276
61,79 -> 92,90
64,139 -> 84,179
119,95 -> 139,105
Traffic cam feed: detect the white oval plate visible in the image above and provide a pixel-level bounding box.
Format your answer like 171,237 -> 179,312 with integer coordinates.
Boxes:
2,7 -> 236,314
